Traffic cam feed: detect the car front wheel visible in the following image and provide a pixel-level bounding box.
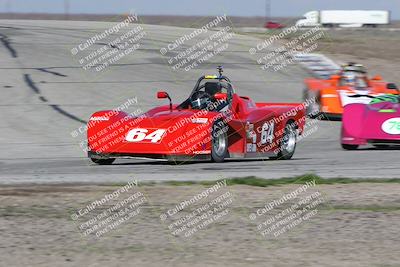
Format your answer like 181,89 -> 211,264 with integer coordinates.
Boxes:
90,157 -> 116,165
342,144 -> 359,150
270,122 -> 297,160
211,121 -> 228,163
303,89 -> 321,119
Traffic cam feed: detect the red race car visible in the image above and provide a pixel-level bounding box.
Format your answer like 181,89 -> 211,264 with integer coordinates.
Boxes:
265,21 -> 285,29
87,67 -> 305,164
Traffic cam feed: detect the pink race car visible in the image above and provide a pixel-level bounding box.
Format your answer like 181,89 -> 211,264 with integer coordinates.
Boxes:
341,84 -> 400,150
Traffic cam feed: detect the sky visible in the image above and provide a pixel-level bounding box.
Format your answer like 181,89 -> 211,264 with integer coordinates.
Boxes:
1,0 -> 399,19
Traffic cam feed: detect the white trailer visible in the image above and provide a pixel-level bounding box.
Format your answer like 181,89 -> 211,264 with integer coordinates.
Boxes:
296,10 -> 390,28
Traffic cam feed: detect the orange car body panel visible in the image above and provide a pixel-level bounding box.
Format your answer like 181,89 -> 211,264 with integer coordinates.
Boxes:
305,76 -> 395,115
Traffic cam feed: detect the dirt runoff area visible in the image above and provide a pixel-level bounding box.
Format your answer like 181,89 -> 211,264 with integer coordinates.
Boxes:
0,181 -> 399,267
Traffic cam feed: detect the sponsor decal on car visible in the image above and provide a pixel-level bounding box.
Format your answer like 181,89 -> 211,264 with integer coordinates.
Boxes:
90,116 -> 109,121
381,118 -> 400,135
191,118 -> 208,124
246,143 -> 257,153
193,150 -> 211,154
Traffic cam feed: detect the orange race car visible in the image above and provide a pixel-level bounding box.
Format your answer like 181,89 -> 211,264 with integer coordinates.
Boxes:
303,63 -> 398,120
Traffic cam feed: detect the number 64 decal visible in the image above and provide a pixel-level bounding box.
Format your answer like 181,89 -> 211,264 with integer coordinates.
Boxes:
125,128 -> 166,143
261,122 -> 274,144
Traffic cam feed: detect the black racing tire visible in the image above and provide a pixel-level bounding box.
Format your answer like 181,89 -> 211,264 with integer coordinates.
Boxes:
270,122 -> 297,160
373,144 -> 390,149
303,89 -> 321,119
90,158 -> 116,165
341,144 -> 359,150
211,120 -> 228,163
322,113 -> 342,121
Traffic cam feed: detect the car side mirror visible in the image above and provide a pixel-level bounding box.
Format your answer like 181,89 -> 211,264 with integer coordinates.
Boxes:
157,91 -> 172,111
387,83 -> 398,90
373,75 -> 382,81
157,91 -> 169,99
214,93 -> 227,100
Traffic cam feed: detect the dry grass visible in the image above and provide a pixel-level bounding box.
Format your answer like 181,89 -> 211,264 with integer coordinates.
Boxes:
1,182 -> 400,266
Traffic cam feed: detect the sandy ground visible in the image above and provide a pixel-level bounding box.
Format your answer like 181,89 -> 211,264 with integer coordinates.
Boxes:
0,183 -> 399,267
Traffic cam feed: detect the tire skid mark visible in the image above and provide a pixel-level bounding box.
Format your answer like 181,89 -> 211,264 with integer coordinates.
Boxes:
23,73 -> 87,124
38,96 -> 48,102
0,33 -> 17,58
0,28 -> 86,124
49,104 -> 87,124
36,68 -> 68,77
24,74 -> 41,94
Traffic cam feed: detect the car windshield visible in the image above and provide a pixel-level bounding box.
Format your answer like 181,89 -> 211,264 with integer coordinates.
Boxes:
177,76 -> 233,111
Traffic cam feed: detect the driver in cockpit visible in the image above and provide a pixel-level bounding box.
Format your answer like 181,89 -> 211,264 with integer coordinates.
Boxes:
340,63 -> 369,90
341,71 -> 369,90
191,82 -> 226,111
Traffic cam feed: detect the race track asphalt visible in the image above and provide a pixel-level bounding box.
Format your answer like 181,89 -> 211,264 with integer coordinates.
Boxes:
0,19 -> 398,184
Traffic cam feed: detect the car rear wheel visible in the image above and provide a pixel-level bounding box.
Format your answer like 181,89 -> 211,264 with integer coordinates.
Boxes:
373,144 -> 390,149
342,144 -> 359,150
211,121 -> 228,163
303,89 -> 321,119
90,158 -> 116,165
270,122 -> 297,160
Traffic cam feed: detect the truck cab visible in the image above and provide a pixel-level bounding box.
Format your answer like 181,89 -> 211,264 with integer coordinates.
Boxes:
295,11 -> 320,27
